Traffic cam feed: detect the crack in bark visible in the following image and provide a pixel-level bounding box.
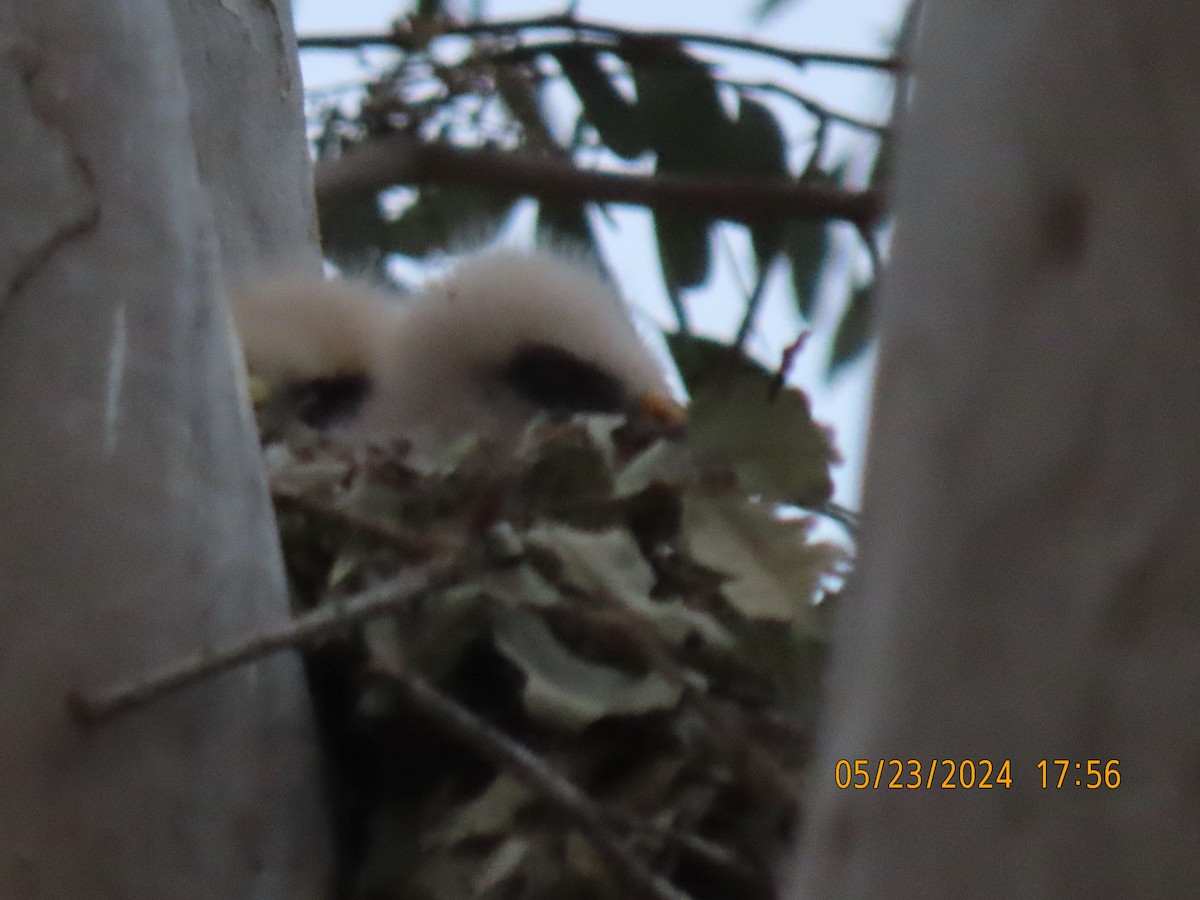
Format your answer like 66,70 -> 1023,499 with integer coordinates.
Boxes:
0,46 -> 101,320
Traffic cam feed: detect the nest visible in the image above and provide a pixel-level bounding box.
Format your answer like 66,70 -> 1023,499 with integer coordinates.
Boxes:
269,337 -> 849,900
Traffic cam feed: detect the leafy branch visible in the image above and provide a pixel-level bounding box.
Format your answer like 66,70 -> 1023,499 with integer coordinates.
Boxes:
298,12 -> 900,74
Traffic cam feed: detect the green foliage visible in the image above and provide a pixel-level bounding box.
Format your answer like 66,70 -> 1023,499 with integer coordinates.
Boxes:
668,333 -> 839,505
726,96 -> 791,268
552,46 -> 647,159
626,46 -> 729,294
307,17 -> 888,370
828,279 -> 874,376
385,187 -> 519,258
786,218 -> 830,321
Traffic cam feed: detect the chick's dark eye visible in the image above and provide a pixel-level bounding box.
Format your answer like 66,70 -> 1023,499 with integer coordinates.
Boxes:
501,343 -> 626,414
288,372 -> 372,429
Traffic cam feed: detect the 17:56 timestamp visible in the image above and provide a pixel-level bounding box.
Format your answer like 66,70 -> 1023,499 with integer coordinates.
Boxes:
1038,759 -> 1120,789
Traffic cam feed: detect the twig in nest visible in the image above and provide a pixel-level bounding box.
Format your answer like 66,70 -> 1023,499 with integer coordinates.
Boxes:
372,660 -> 696,900
66,563 -> 455,727
604,809 -> 755,880
270,481 -> 460,560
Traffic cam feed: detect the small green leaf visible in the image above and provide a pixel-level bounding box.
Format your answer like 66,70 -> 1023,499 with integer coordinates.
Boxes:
317,192 -> 388,270
828,281 -> 874,376
553,46 -> 647,159
654,210 -> 711,292
615,439 -> 694,496
725,97 -> 790,267
625,45 -> 728,161
785,219 -> 829,321
666,334 -> 839,506
384,186 -> 517,258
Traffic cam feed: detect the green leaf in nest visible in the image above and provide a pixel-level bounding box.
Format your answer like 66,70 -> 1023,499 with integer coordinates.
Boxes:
666,334 -> 839,506
526,524 -> 734,649
402,582 -> 495,679
614,439 -> 694,496
494,609 -> 683,731
682,496 -> 844,625
518,419 -> 615,526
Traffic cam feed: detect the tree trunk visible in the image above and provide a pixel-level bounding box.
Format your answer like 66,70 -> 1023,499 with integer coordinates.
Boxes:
0,2 -> 330,897
792,3 -> 1200,896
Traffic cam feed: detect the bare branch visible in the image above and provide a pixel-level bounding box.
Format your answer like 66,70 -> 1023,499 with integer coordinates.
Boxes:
727,77 -> 890,135
270,481 -> 461,561
66,564 -> 455,726
314,135 -> 882,229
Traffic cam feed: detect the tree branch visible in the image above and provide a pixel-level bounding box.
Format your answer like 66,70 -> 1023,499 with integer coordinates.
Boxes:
727,77 -> 890,135
68,555 -> 693,900
298,15 -> 900,74
376,662 -> 695,900
66,563 -> 456,726
315,135 -> 882,229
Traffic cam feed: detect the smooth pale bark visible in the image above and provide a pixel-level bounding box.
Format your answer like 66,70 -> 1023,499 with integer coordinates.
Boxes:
0,2 -> 330,898
794,3 -> 1200,897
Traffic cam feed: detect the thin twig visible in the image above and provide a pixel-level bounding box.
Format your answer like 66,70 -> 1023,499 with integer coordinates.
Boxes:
377,662 -> 695,900
727,77 -> 890,135
315,134 -> 882,230
769,330 -> 811,400
66,564 -> 454,727
734,258 -> 774,350
270,481 -> 459,561
604,808 -> 755,879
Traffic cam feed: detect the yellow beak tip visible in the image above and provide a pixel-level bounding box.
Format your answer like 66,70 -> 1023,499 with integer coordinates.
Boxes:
640,391 -> 687,426
247,374 -> 273,407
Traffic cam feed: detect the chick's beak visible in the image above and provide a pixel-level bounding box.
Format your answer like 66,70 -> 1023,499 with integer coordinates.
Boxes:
247,373 -> 274,408
639,390 -> 687,427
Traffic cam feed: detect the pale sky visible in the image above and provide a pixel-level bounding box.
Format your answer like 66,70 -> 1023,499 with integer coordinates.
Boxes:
292,0 -> 907,508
